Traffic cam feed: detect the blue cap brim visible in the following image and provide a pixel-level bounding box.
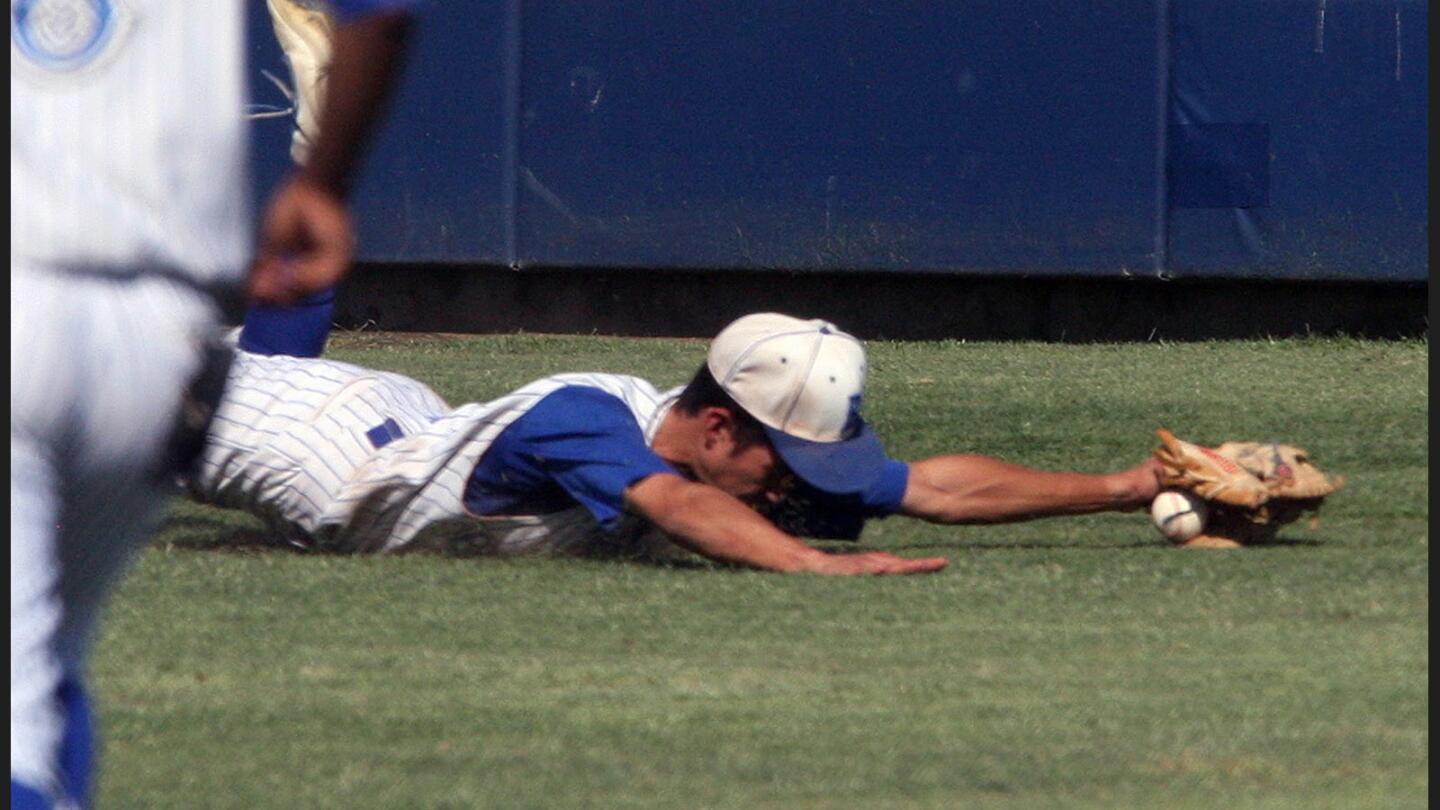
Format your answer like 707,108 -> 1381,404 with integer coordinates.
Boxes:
761,421 -> 888,496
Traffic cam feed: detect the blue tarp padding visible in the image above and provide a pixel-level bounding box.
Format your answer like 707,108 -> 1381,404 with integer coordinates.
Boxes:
1165,0 -> 1427,279
247,1 -> 1426,280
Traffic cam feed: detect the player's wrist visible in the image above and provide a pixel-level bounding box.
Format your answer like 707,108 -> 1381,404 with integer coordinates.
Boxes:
1105,467 -> 1155,511
790,547 -> 842,574
288,168 -> 349,202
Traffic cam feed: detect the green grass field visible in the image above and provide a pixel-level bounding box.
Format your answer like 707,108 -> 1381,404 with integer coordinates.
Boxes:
94,332 -> 1427,809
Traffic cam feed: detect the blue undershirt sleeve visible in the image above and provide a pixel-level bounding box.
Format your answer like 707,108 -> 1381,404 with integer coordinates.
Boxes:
466,387 -> 677,529
862,459 -> 911,516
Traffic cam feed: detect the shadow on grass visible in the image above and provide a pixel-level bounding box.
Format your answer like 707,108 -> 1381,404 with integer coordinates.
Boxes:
158,509 -> 1326,570
158,512 -> 309,555
883,534 -> 1325,552
912,540 -> 1164,551
159,511 -> 725,571
1241,535 -> 1326,548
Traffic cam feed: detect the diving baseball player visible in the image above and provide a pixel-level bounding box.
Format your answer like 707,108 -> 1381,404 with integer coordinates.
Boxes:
183,309 -> 1163,572
11,3 -> 417,807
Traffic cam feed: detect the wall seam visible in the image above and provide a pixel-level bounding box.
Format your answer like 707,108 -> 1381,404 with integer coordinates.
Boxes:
501,0 -> 523,269
1153,0 -> 1172,278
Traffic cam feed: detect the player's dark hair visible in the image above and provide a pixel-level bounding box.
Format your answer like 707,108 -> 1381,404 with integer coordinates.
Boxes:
674,363 -> 769,448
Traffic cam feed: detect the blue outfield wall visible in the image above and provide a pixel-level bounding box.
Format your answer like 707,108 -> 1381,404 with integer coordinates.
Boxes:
247,1 -> 1427,281
1165,1 -> 1428,280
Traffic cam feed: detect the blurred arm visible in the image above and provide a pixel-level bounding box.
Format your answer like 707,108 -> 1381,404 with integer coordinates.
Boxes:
250,9 -> 415,305
298,10 -> 414,198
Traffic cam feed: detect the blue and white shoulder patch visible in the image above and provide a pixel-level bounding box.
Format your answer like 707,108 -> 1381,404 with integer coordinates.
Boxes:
11,0 -> 134,75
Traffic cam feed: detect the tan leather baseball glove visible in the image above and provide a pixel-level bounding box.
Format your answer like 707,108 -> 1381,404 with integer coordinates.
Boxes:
1152,428 -> 1345,548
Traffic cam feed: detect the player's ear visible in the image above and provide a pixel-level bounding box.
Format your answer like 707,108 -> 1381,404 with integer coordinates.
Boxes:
700,407 -> 740,450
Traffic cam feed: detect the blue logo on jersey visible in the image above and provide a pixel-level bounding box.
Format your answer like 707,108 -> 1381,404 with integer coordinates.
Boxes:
12,0 -> 128,72
365,418 -> 406,450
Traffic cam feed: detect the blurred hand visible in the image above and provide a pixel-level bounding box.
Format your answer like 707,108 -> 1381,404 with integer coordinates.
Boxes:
250,176 -> 353,305
803,551 -> 948,576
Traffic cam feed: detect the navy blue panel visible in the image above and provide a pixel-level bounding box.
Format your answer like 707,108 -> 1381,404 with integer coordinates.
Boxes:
244,2 -> 1426,282
246,2 -> 508,262
1166,0 -> 1428,280
515,2 -> 1159,274
1169,124 -> 1270,209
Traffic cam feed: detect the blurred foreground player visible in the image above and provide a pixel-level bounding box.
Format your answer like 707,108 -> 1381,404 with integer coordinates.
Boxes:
11,2 -> 416,807
181,310 -> 1162,573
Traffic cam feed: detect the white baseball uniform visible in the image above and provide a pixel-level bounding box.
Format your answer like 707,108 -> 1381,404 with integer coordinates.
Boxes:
188,351 -> 682,558
10,2 -> 414,805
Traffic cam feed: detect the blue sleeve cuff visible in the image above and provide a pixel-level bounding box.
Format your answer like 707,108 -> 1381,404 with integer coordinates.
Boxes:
863,460 -> 910,516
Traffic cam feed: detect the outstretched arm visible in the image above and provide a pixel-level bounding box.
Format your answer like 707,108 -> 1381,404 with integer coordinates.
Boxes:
626,474 -> 948,576
898,455 -> 1162,525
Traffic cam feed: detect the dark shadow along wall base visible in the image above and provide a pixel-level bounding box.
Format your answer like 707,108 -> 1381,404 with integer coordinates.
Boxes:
335,265 -> 1427,342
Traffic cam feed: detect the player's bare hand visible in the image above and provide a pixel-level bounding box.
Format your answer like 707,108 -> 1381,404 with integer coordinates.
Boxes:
803,551 -> 948,576
1113,457 -> 1164,510
250,176 -> 354,305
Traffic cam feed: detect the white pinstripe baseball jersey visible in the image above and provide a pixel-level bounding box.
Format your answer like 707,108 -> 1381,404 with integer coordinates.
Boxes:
188,350 -> 685,557
12,1 -> 252,288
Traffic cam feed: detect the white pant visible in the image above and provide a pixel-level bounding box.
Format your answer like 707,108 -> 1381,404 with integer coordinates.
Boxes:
10,268 -> 218,798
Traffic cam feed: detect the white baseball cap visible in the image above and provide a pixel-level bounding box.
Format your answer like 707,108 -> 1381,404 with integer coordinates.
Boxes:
707,313 -> 887,495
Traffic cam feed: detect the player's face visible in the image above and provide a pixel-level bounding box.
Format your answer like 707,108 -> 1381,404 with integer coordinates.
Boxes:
683,407 -> 796,507
709,441 -> 796,507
